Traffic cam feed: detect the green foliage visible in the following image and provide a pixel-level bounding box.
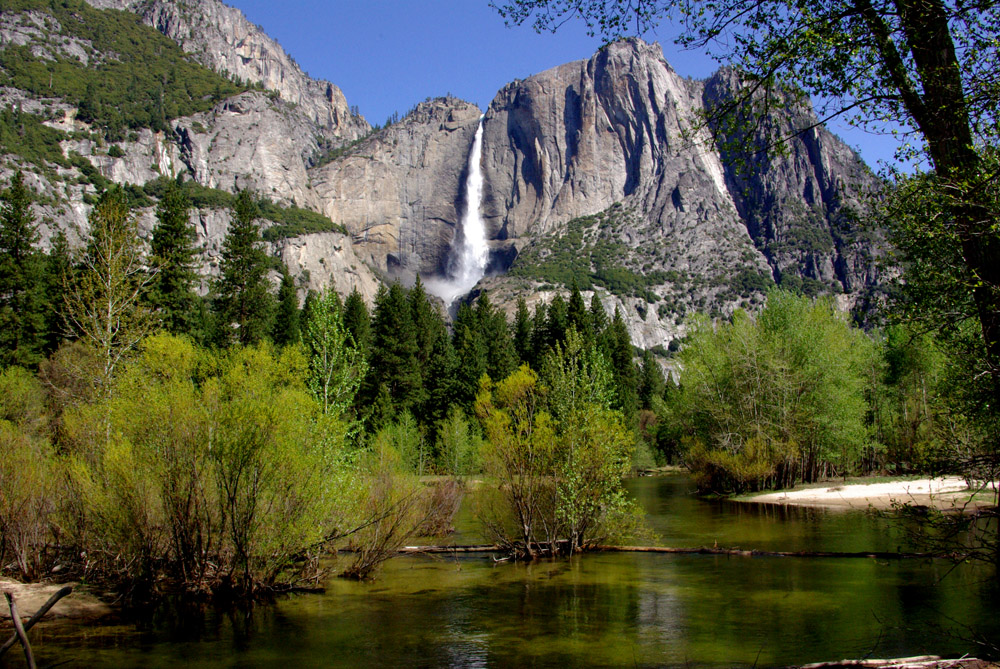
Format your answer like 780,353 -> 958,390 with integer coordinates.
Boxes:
148,179 -> 201,338
212,190 -> 274,347
0,108 -> 69,168
509,209 -> 671,299
302,288 -> 366,424
364,283 -> 422,418
0,1 -> 245,136
272,269 -> 300,347
0,172 -> 47,366
66,187 -> 155,394
669,291 -> 874,493
0,366 -> 58,580
259,199 -> 348,241
60,336 -> 357,599
475,362 -> 639,557
435,405 -> 481,476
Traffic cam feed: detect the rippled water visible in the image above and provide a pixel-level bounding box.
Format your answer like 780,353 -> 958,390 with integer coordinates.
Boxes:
25,476 -> 1000,667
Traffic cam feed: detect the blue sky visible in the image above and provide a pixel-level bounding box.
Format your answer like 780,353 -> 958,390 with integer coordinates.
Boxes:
228,0 -> 905,171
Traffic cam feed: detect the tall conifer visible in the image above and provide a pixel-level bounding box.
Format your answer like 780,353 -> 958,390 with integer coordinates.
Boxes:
272,268 -> 300,347
148,179 -> 200,337
212,189 -> 273,346
0,171 -> 45,366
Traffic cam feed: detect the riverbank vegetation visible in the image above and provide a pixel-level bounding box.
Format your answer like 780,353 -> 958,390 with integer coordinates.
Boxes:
0,174 -> 652,603
1,156 -> 997,601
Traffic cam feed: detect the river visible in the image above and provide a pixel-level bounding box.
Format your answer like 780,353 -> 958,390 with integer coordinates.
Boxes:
25,476 -> 999,667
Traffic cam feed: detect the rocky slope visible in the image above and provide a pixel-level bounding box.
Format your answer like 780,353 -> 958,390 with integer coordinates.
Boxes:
82,0 -> 368,140
0,0 -> 882,347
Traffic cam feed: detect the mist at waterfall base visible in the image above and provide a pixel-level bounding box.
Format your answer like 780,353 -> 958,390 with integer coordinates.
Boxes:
424,118 -> 489,308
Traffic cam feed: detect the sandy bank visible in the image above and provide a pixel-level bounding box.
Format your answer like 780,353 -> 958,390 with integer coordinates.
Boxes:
0,579 -> 112,621
743,476 -> 998,511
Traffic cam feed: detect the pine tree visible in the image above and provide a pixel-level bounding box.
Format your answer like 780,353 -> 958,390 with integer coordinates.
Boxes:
365,283 -> 421,415
637,349 -> 666,411
513,297 -> 532,365
545,293 -> 569,351
343,287 -> 371,355
567,280 -> 591,342
529,300 -> 548,369
272,268 -> 300,347
212,189 -> 274,347
0,172 -> 46,367
409,277 -> 446,421
453,302 -> 487,406
600,307 -> 638,423
474,291 -> 516,383
589,292 -> 608,339
423,327 -> 463,429
148,179 -> 200,337
42,230 -> 73,354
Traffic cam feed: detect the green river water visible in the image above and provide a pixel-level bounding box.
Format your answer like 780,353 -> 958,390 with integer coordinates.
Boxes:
20,476 -> 1000,667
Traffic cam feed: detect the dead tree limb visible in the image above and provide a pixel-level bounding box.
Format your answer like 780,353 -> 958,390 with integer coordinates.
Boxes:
3,592 -> 36,669
396,544 -> 954,560
0,585 -> 73,658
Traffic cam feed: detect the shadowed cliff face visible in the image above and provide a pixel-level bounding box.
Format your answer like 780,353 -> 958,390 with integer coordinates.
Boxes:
477,39 -> 880,296
1,0 -> 882,333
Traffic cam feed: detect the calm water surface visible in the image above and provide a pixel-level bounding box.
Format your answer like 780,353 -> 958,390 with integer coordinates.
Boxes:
26,476 -> 1000,667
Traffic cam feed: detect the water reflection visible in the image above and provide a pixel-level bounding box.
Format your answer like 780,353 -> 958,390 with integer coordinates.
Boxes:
26,475 -> 999,667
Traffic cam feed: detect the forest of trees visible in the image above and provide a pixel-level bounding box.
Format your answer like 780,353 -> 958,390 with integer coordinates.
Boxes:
1,162 -> 991,605
5,0 -> 1000,583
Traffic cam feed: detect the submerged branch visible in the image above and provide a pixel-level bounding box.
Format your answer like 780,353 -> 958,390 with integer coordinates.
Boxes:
396,543 -> 957,560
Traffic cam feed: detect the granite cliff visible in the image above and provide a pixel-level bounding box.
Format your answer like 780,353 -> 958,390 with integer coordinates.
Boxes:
0,1 -> 882,347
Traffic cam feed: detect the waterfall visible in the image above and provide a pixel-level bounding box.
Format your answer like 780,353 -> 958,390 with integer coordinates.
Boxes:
424,117 -> 489,307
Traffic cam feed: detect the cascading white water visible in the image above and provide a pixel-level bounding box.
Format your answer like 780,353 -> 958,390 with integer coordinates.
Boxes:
424,117 -> 489,307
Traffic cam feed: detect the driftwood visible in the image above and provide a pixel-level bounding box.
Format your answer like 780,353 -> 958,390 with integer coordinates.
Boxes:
0,585 -> 73,659
397,544 -> 953,560
795,655 -> 989,668
4,592 -> 35,669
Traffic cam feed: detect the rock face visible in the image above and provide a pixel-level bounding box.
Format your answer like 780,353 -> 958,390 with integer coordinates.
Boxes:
81,0 -> 369,140
2,0 -> 883,336
310,98 -> 483,280
703,69 -> 882,294
174,91 -> 325,210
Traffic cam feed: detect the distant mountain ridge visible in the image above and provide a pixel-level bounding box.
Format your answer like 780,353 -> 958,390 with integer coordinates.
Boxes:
0,0 -> 884,349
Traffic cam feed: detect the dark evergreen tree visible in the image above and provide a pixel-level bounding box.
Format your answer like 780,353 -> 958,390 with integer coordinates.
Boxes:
529,300 -> 548,369
343,287 -> 371,355
0,172 -> 46,367
148,179 -> 200,337
423,327 -> 463,430
42,230 -> 76,354
272,268 -> 300,347
300,289 -> 319,329
453,302 -> 487,406
601,307 -> 639,423
567,281 -> 591,341
637,349 -> 666,411
590,292 -> 608,339
513,297 -> 532,365
365,283 -> 421,415
212,190 -> 274,347
474,291 -> 517,383
545,293 -> 569,351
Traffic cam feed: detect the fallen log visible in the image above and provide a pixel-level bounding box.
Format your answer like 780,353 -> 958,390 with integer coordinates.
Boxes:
794,655 -> 988,668
592,546 -> 953,560
396,544 -> 954,560
0,585 -> 73,658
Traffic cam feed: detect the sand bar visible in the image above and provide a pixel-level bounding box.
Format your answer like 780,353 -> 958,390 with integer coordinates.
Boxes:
744,476 -> 998,511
